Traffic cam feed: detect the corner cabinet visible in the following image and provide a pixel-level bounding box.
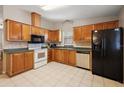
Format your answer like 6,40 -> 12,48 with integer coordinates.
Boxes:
6,51 -> 34,76
6,19 -> 31,41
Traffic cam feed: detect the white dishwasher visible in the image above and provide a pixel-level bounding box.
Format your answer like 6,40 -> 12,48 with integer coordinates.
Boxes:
76,52 -> 90,69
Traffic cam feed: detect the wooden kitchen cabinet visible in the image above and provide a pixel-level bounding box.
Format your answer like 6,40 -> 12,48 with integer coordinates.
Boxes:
22,24 -> 31,41
53,49 -> 62,62
10,53 -> 25,75
47,30 -> 60,42
82,25 -> 94,42
6,20 -> 22,41
6,19 -> 32,41
73,26 -> 82,41
73,25 -> 93,42
52,49 -> 76,66
24,52 -> 34,70
68,50 -> 76,66
48,49 -> 54,62
93,20 -> 119,30
103,20 -> 119,29
93,23 -> 104,30
31,12 -> 41,27
6,51 -> 34,76
31,26 -> 44,35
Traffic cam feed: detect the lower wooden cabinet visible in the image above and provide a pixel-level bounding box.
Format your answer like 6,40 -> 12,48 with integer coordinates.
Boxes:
24,52 -> 34,70
52,49 -> 76,66
6,51 -> 34,76
68,50 -> 76,66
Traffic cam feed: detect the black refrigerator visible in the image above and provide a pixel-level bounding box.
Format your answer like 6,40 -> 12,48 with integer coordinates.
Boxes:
92,27 -> 123,82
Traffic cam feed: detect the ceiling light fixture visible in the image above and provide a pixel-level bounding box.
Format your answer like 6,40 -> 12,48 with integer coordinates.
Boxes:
40,5 -> 65,10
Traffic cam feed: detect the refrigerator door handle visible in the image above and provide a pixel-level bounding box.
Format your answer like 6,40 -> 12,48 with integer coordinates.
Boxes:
101,39 -> 104,57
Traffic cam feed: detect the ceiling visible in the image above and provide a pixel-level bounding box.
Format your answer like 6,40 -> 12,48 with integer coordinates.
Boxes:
18,5 -> 123,22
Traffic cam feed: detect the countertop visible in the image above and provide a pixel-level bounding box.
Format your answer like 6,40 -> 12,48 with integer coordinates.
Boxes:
4,48 -> 34,54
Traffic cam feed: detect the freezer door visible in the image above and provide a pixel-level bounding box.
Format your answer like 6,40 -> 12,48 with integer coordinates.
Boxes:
103,28 -> 123,82
92,30 -> 104,76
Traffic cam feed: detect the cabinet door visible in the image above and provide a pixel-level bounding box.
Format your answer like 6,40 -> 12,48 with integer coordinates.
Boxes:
103,20 -> 118,29
54,31 -> 59,42
48,49 -> 53,62
6,20 -> 22,41
68,50 -> 76,66
24,52 -> 34,70
93,23 -> 104,30
31,26 -> 41,35
63,50 -> 69,65
12,53 -> 25,74
82,25 -> 93,41
54,49 -> 62,62
31,12 -> 41,27
48,31 -> 53,42
73,27 -> 82,41
22,24 -> 31,41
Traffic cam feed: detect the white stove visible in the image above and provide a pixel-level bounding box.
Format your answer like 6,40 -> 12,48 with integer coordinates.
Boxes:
28,44 -> 47,69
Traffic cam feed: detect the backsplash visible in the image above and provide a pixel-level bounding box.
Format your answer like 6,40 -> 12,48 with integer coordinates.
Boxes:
73,41 -> 91,48
3,41 -> 28,49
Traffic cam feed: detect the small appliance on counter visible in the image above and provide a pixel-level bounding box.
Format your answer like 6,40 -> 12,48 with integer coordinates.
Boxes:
48,43 -> 57,48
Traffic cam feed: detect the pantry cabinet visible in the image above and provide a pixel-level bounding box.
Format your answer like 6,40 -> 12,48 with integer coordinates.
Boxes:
6,51 -> 34,76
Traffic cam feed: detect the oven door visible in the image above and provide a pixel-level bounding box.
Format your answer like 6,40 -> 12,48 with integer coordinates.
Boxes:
34,49 -> 47,63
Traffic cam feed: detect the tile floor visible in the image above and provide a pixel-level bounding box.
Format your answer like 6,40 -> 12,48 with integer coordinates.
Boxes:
0,62 -> 124,87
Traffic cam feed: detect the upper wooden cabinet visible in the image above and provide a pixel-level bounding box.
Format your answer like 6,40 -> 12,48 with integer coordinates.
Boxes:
93,23 -> 104,30
73,20 -> 119,42
73,25 -> 94,42
31,12 -> 41,27
47,30 -> 60,42
6,19 -> 31,41
73,26 -> 82,41
22,24 -> 31,41
6,20 -> 22,41
31,26 -> 44,35
94,20 -> 119,30
103,20 -> 119,29
82,25 -> 94,41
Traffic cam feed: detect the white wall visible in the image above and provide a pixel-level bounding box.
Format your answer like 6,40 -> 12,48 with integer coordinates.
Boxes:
3,5 -> 56,49
119,7 -> 124,83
